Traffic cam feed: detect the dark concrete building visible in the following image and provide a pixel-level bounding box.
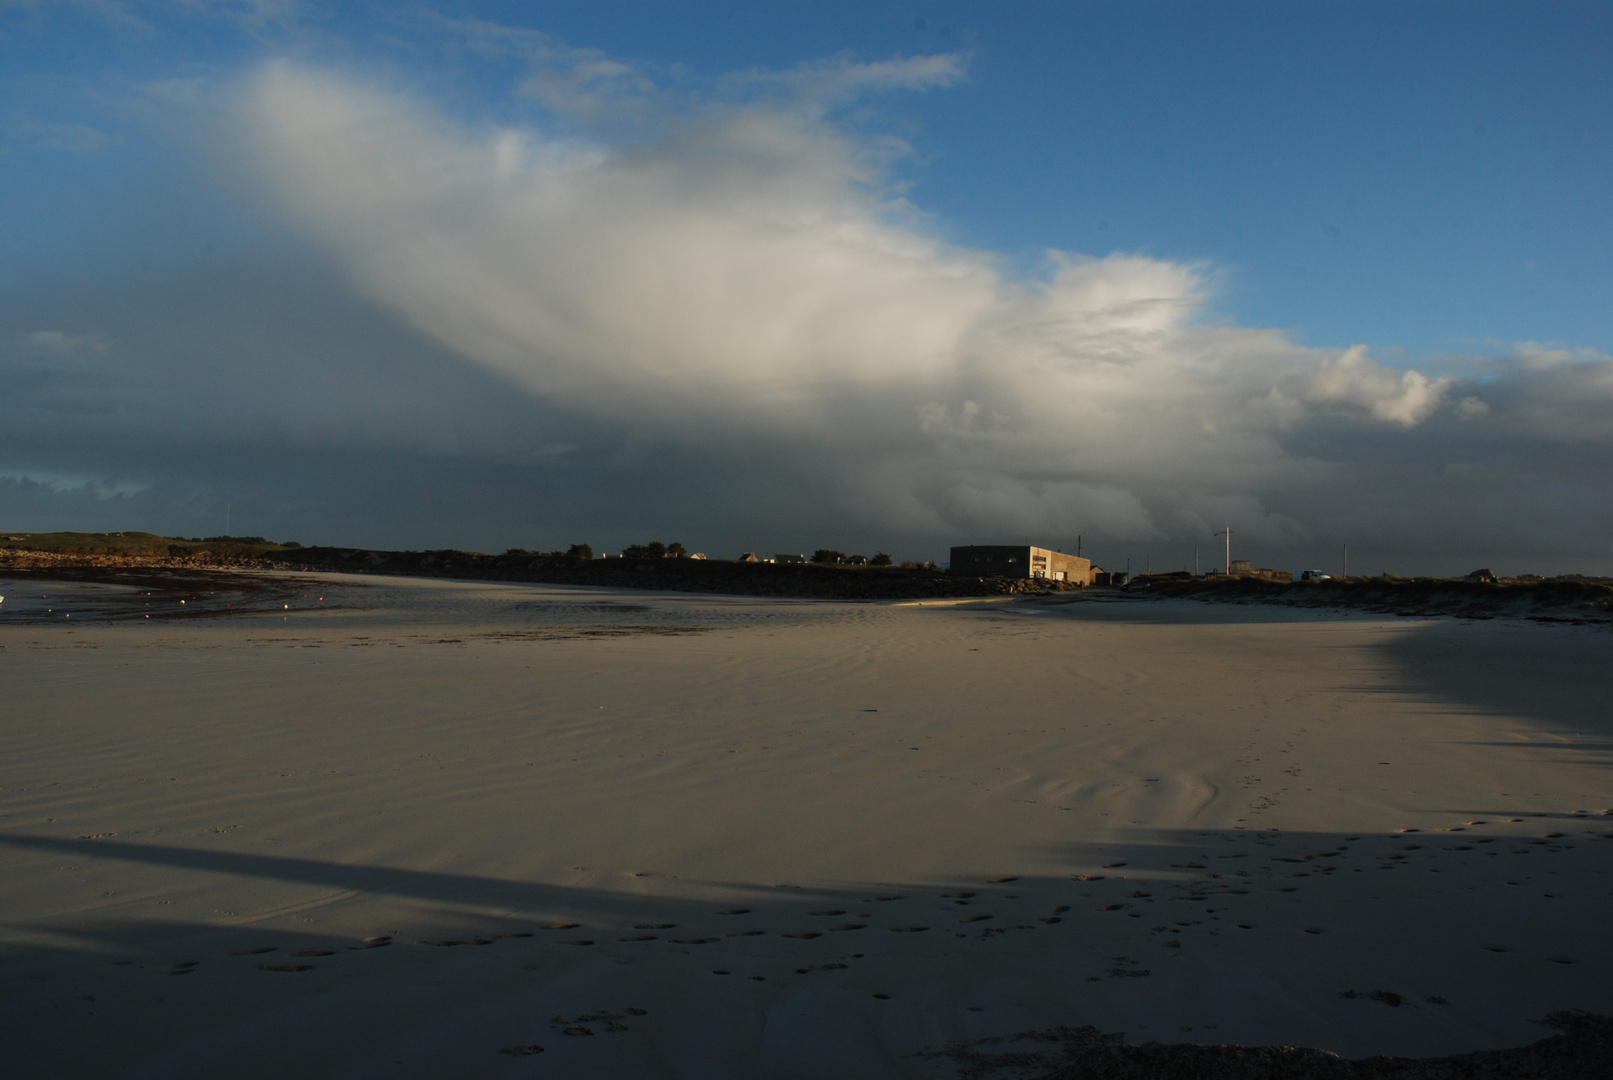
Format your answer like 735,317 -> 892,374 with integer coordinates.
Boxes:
949,545 -> 1093,584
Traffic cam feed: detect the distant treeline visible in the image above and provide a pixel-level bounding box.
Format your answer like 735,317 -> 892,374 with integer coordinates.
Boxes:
0,532 -> 1053,600
0,531 -> 302,556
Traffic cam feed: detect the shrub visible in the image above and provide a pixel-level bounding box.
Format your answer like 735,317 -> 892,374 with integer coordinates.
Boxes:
870,552 -> 892,566
567,543 -> 593,559
812,549 -> 844,565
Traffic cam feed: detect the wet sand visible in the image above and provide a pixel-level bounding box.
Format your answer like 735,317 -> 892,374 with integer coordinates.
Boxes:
1,573 -> 1610,1078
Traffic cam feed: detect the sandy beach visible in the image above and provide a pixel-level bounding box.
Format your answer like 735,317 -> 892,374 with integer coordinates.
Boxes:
2,573 -> 1610,1078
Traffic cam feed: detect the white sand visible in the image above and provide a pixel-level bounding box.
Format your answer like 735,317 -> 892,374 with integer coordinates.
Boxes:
1,573 -> 1610,1078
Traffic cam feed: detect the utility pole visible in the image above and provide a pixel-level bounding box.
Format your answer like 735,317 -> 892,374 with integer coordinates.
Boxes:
1214,526 -> 1232,574
1077,535 -> 1082,558
1343,543 -> 1348,577
1146,553 -> 1151,575
225,502 -> 230,537
1195,545 -> 1200,576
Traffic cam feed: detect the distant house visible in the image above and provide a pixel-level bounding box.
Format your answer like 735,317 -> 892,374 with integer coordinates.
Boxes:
738,552 -> 760,563
775,553 -> 806,564
948,545 -> 1093,584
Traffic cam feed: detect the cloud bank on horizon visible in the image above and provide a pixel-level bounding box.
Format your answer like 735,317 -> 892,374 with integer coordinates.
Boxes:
3,24 -> 1612,572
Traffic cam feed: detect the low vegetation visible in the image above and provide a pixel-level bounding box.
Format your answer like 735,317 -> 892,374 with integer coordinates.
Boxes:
1134,571 -> 1613,621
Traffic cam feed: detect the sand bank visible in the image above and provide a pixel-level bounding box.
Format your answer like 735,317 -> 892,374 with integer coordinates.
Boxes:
1,573 -> 1609,1077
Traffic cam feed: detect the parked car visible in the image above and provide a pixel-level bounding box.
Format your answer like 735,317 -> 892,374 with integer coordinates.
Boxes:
1299,570 -> 1332,581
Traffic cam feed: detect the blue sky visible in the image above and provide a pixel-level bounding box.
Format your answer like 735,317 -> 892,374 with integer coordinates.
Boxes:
2,2 -> 1611,573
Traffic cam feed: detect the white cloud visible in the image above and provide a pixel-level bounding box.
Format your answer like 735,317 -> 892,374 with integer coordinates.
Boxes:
26,122 -> 120,154
237,59 -> 1613,550
731,52 -> 971,109
25,330 -> 110,356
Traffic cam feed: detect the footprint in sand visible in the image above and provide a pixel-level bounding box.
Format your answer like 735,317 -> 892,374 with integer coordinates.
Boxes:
827,924 -> 866,932
560,940 -> 595,946
618,935 -> 658,942
780,931 -> 822,939
229,947 -> 276,956
540,923 -> 581,930
806,910 -> 846,917
635,923 -> 677,930
290,950 -> 335,957
1483,943 -> 1511,953
988,876 -> 1019,883
491,932 -> 532,940
348,936 -> 392,950
498,1045 -> 545,1056
890,926 -> 930,933
716,909 -> 751,915
260,964 -> 315,972
863,895 -> 903,902
959,915 -> 993,923
727,930 -> 765,937
669,938 -> 719,945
